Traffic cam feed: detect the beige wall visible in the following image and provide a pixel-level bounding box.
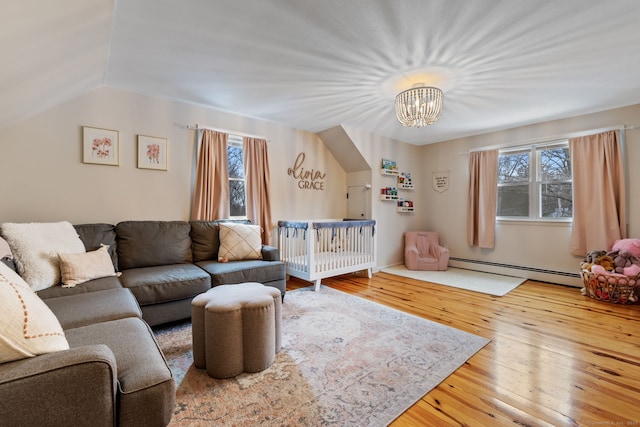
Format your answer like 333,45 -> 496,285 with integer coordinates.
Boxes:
0,87 -> 347,247
342,127 -> 425,269
419,104 -> 640,286
2,85 -> 638,284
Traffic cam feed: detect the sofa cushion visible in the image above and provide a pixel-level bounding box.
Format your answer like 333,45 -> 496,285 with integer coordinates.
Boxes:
0,263 -> 70,363
118,264 -> 211,306
44,288 -> 142,330
1,221 -> 86,291
218,222 -> 263,261
196,259 -> 285,286
65,317 -> 175,427
116,221 -> 192,270
59,246 -> 118,287
37,276 -> 123,300
74,223 -> 118,271
189,220 -> 220,263
190,219 -> 253,263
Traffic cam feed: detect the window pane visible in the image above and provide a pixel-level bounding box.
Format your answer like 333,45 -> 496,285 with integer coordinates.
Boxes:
498,151 -> 529,183
497,185 -> 529,216
228,145 -> 244,179
229,180 -> 246,216
541,183 -> 572,218
539,146 -> 571,182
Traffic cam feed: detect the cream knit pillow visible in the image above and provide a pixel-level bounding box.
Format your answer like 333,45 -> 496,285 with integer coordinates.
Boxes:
59,245 -> 117,287
0,262 -> 69,363
1,221 -> 86,291
218,223 -> 263,261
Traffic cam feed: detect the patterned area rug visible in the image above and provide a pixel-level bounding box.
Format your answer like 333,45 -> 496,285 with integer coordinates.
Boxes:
382,265 -> 527,296
154,286 -> 489,426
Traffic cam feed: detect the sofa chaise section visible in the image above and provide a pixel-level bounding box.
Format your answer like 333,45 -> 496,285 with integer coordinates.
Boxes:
0,343 -> 119,427
65,317 -> 175,427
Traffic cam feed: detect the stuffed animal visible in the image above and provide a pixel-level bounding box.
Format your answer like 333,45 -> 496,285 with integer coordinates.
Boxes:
594,255 -> 615,272
608,249 -> 640,274
624,264 -> 640,276
580,261 -> 593,272
611,238 -> 640,260
584,249 -> 606,264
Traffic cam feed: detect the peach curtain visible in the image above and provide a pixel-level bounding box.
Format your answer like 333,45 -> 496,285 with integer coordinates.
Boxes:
569,130 -> 626,255
467,150 -> 498,248
243,137 -> 273,244
191,130 -> 230,220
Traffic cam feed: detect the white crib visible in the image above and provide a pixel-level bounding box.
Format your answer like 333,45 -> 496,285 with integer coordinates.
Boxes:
277,219 -> 377,291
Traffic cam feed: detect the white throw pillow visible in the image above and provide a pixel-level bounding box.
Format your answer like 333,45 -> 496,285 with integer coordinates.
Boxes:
59,245 -> 117,287
1,221 -> 86,291
0,262 -> 69,363
218,223 -> 263,261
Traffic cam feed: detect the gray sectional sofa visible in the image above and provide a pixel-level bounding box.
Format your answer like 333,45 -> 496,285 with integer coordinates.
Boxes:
0,219 -> 286,427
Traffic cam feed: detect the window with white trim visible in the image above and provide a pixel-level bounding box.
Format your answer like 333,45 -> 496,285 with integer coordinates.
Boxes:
227,135 -> 246,217
497,141 -> 572,219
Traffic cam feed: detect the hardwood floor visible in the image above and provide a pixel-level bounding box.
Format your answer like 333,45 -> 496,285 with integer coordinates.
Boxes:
286,272 -> 640,427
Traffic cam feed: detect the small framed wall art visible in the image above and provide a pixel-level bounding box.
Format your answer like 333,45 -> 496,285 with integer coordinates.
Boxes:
82,126 -> 119,166
137,135 -> 168,170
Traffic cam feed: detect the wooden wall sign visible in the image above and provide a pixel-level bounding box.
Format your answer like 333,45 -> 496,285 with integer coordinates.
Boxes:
288,152 -> 326,190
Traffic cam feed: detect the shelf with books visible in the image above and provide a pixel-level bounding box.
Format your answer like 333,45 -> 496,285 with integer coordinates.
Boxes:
397,199 -> 414,213
397,172 -> 414,189
380,187 -> 399,200
381,158 -> 399,176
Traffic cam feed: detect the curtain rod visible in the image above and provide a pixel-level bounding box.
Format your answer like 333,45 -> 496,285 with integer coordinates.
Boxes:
186,124 -> 270,142
459,124 -> 639,155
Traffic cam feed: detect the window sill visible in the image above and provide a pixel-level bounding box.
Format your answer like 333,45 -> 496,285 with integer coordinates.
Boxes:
496,218 -> 571,227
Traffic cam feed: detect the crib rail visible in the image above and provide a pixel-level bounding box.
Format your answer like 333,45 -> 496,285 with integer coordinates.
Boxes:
277,219 -> 377,290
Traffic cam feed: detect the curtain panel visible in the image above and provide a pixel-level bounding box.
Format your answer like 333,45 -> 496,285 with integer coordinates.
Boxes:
243,137 -> 273,244
191,130 -> 230,221
467,150 -> 498,249
569,130 -> 626,255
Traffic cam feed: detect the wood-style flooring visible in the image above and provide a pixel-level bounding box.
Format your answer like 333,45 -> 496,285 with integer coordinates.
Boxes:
286,271 -> 640,427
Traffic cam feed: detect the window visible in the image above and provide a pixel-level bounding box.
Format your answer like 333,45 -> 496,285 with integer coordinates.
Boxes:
497,142 -> 572,220
227,135 -> 246,217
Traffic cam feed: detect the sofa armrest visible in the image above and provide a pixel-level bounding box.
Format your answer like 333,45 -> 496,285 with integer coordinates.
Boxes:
261,244 -> 280,261
0,345 -> 118,427
404,245 -> 419,267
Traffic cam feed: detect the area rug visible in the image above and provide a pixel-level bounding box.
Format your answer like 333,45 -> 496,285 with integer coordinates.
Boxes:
154,286 -> 489,427
381,265 -> 526,296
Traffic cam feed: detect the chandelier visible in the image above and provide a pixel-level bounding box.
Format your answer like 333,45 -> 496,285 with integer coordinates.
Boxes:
395,85 -> 443,127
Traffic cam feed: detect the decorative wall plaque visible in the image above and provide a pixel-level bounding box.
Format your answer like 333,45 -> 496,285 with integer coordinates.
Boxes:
433,170 -> 449,193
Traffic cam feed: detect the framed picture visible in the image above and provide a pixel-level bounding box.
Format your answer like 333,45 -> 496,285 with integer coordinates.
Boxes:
138,135 -> 168,170
82,126 -> 119,166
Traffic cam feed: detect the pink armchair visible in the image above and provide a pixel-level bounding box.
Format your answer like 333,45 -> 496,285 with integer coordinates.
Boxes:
404,231 -> 450,271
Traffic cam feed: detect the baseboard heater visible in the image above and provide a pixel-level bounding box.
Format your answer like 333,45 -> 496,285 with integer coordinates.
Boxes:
449,257 -> 581,279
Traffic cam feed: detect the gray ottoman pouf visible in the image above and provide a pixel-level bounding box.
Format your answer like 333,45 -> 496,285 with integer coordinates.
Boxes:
191,282 -> 282,378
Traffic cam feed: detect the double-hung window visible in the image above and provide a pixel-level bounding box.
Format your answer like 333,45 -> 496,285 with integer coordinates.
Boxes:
497,141 -> 572,220
227,135 -> 246,218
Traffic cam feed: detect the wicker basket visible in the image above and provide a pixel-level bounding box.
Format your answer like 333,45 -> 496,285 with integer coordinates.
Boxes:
581,269 -> 640,304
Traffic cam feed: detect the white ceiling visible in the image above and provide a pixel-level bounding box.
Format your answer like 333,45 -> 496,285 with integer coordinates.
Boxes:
3,0 -> 640,145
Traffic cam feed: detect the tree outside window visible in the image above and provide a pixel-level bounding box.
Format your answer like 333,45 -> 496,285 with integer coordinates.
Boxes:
497,142 -> 572,220
228,136 -> 246,217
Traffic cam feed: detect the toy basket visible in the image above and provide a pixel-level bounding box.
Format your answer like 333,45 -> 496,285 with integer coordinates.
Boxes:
581,269 -> 640,304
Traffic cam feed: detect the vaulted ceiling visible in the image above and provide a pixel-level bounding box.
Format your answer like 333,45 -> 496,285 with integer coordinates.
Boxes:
3,0 -> 640,145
